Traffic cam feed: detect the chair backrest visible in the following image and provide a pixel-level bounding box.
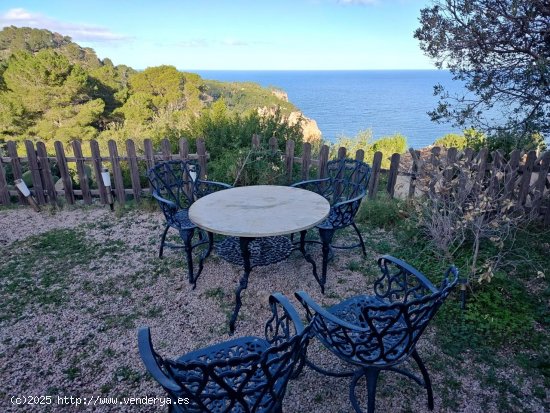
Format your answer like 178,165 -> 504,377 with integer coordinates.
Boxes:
296,256 -> 458,368
147,160 -> 198,213
325,158 -> 371,204
138,294 -> 308,413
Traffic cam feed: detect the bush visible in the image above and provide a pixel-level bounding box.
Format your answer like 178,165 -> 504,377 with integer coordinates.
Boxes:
356,195 -> 407,229
186,100 -> 303,152
332,130 -> 407,168
434,133 -> 467,149
410,149 -> 539,283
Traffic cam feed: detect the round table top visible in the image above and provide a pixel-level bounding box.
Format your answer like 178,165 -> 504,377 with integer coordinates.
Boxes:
189,185 -> 330,237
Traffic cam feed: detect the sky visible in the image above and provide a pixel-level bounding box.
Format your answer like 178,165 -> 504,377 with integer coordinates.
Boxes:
0,0 -> 437,70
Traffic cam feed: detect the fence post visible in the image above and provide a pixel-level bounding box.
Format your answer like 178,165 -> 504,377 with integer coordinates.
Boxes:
532,151 -> 550,214
54,141 -> 75,204
408,149 -> 420,198
504,149 -> 521,200
90,140 -> 108,204
463,147 -> 474,162
0,156 -> 9,205
269,136 -> 278,154
108,139 -> 126,206
7,141 -> 26,204
444,147 -> 458,182
24,140 -> 46,204
36,142 -> 57,203
179,138 -> 189,160
161,139 -> 172,161
368,151 -> 382,199
143,139 -> 156,192
196,139 -> 207,179
518,150 -> 536,206
126,139 -> 142,203
301,142 -> 312,181
72,140 -> 92,205
337,147 -> 346,160
285,139 -> 295,184
473,148 -> 488,195
386,153 -> 401,198
318,144 -> 329,179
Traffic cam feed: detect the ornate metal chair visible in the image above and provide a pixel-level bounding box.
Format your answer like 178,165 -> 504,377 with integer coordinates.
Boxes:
148,160 -> 231,287
295,255 -> 459,413
291,158 -> 371,293
138,293 -> 309,412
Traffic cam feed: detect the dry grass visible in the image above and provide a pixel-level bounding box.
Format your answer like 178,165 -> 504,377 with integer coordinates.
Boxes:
0,205 -> 547,412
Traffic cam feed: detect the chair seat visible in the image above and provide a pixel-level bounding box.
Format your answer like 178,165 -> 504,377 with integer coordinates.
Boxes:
175,336 -> 269,364
315,211 -> 337,230
312,295 -> 410,366
171,209 -> 196,230
166,336 -> 284,412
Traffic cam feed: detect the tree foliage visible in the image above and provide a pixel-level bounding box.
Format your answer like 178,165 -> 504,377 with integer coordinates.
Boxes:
415,0 -> 550,143
332,130 -> 407,168
0,27 -> 298,151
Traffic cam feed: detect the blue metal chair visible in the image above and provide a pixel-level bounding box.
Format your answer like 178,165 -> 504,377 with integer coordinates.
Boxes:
138,293 -> 309,413
292,158 -> 371,293
148,160 -> 231,288
295,255 -> 459,413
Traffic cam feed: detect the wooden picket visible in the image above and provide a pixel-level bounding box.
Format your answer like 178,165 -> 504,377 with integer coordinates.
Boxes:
0,137 -> 548,225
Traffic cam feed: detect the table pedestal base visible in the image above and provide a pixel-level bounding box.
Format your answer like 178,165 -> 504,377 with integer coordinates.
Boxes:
218,231 -> 321,334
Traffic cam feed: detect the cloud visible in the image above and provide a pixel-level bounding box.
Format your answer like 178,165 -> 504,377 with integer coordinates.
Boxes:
221,38 -> 248,47
0,8 -> 130,43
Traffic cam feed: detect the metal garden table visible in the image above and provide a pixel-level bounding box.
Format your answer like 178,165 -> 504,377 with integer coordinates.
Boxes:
189,185 -> 330,333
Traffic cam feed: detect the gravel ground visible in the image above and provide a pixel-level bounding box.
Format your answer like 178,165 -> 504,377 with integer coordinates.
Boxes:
0,206 -> 547,412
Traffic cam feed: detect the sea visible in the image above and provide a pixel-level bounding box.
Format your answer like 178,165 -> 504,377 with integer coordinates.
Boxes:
196,70 -> 466,149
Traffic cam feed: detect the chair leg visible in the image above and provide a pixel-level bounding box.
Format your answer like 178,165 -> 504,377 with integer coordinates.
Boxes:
159,225 -> 170,258
351,221 -> 367,256
365,368 -> 380,413
350,368 -> 380,413
180,228 -> 195,286
318,228 -> 335,294
411,349 -> 434,410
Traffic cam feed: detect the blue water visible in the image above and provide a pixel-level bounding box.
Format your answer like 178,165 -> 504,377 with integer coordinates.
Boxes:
196,70 -> 466,149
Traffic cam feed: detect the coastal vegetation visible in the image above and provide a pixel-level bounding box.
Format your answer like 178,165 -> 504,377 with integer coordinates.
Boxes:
0,26 -> 304,158
331,130 -> 407,168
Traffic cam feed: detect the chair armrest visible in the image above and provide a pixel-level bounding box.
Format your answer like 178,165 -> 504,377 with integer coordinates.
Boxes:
265,293 -> 305,344
331,190 -> 366,210
193,180 -> 232,199
151,191 -> 178,211
378,255 -> 438,294
137,327 -> 182,393
291,177 -> 330,188
294,291 -> 368,332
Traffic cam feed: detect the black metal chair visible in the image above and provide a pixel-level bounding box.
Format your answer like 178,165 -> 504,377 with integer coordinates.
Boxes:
291,158 -> 371,293
295,255 -> 459,413
148,160 -> 231,288
138,293 -> 309,412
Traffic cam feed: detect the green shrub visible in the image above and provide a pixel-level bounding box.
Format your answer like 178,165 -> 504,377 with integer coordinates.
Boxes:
355,195 -> 407,229
22,170 -> 33,187
434,133 -> 467,149
331,130 -> 407,169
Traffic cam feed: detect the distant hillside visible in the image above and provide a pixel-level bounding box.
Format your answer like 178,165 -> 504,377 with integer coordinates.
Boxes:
0,25 -> 102,69
0,26 -> 319,148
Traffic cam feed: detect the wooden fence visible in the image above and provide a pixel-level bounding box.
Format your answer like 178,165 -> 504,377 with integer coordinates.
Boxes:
0,136 -> 549,225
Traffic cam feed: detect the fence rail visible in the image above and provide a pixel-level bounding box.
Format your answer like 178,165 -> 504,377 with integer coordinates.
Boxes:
1,136 -> 549,225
